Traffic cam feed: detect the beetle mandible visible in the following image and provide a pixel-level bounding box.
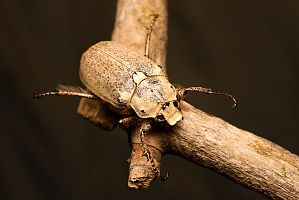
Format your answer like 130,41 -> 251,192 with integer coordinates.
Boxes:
34,14 -> 236,126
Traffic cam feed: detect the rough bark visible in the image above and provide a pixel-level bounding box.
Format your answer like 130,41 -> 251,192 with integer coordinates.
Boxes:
78,0 -> 299,199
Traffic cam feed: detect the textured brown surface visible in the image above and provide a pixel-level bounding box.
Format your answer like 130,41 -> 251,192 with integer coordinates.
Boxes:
169,102 -> 299,199
128,100 -> 299,199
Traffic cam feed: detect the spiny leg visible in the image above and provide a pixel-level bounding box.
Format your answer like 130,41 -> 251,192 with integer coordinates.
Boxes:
180,86 -> 238,108
139,122 -> 160,178
144,14 -> 159,58
139,122 -> 168,181
120,118 -> 162,179
34,84 -> 98,99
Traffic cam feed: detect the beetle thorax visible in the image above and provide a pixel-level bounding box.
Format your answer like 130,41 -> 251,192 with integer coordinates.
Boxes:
130,73 -> 182,125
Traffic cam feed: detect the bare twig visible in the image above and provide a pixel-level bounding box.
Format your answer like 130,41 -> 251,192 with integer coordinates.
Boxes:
78,0 -> 299,199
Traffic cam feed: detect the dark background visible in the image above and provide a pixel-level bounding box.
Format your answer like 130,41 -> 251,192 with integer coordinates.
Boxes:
1,0 -> 298,199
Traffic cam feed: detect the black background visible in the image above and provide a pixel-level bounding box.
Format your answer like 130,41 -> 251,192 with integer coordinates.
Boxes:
1,0 -> 298,199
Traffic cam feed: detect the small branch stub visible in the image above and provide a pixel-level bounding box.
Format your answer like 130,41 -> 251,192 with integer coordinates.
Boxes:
128,144 -> 162,189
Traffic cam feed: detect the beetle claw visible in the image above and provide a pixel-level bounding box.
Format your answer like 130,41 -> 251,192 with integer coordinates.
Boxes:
118,117 -> 137,130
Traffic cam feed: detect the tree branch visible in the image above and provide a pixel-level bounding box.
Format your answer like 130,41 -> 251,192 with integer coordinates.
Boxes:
78,0 -> 299,199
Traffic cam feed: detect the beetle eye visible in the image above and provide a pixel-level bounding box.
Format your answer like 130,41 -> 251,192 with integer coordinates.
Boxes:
156,114 -> 165,121
173,101 -> 179,108
162,102 -> 170,110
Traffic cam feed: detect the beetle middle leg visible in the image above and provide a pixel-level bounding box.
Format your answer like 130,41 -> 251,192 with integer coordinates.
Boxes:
144,14 -> 159,58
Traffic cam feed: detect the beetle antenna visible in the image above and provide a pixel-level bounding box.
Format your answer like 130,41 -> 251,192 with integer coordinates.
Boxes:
180,86 -> 237,108
33,84 -> 98,99
144,14 -> 159,58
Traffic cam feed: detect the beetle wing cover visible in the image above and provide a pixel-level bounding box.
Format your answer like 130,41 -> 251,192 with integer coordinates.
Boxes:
80,42 -> 135,111
97,41 -> 165,77
79,41 -> 165,113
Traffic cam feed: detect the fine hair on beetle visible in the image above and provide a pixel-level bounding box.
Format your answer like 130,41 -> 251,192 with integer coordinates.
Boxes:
34,14 -> 237,180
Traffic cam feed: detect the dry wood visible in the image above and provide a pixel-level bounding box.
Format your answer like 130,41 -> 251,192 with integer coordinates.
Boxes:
78,0 -> 299,199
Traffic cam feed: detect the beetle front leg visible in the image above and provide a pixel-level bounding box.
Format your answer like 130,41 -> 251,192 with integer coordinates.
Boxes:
139,122 -> 160,179
138,122 -> 168,181
178,86 -> 238,108
120,118 -> 164,180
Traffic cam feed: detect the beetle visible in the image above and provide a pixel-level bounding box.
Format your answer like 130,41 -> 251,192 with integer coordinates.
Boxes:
34,14 -> 237,179
79,40 -> 183,126
34,15 -> 236,127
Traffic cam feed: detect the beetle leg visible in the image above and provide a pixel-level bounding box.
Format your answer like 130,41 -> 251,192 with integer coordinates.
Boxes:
120,119 -> 168,181
139,122 -> 160,178
119,118 -> 160,176
144,14 -> 159,58
179,86 -> 238,108
118,117 -> 138,130
34,84 -> 98,99
139,122 -> 168,181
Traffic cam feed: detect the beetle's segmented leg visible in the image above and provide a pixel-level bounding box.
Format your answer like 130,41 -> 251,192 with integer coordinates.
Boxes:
34,84 -> 98,99
139,123 -> 159,177
139,123 -> 168,181
119,117 -> 138,130
181,86 -> 238,108
144,14 -> 159,58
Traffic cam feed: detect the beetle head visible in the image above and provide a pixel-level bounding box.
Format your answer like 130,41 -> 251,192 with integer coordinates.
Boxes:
156,100 -> 182,125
